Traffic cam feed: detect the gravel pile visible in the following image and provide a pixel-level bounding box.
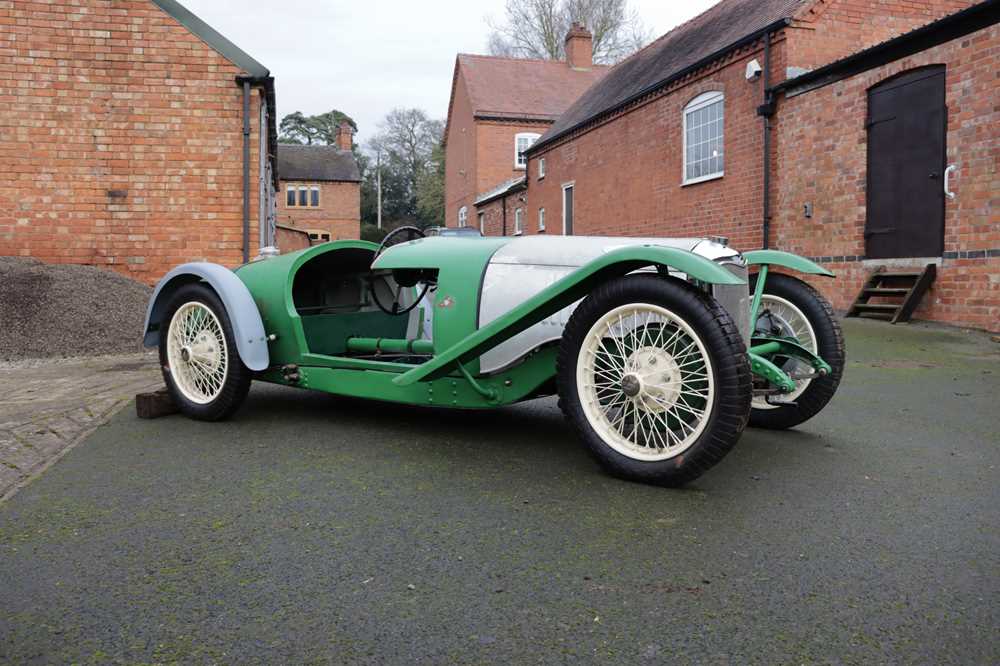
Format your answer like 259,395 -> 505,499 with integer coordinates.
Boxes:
0,257 -> 153,361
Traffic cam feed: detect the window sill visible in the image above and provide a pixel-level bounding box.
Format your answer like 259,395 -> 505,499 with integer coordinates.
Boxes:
514,165 -> 526,171
682,172 -> 724,187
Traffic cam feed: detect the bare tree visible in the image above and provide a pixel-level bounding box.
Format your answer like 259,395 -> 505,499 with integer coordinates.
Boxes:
486,0 -> 652,64
363,108 -> 445,229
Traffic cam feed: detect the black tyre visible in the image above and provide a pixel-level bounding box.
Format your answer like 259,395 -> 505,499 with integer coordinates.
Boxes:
749,273 -> 845,430
158,283 -> 252,421
557,275 -> 751,487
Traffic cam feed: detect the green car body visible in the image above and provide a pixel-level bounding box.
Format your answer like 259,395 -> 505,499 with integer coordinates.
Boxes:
143,233 -> 843,486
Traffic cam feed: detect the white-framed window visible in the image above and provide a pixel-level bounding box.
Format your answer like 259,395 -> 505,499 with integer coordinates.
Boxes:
683,91 -> 725,184
287,184 -> 321,207
458,206 -> 468,227
514,207 -> 524,235
477,211 -> 484,230
538,157 -> 546,179
538,207 -> 546,232
514,132 -> 540,169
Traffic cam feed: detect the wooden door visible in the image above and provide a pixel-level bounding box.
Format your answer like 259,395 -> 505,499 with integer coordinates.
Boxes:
865,66 -> 947,259
563,184 -> 574,235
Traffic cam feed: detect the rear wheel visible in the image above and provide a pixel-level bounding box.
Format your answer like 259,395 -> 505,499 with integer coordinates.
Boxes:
159,283 -> 252,421
749,273 -> 845,430
557,275 -> 751,487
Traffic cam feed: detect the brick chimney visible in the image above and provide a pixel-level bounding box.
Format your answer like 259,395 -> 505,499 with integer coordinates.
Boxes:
564,22 -> 593,70
336,121 -> 353,151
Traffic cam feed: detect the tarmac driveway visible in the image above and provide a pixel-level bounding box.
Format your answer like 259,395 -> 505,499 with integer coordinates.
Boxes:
1,319 -> 997,664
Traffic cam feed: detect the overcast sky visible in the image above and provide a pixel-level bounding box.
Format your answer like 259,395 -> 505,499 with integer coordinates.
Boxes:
178,0 -> 718,146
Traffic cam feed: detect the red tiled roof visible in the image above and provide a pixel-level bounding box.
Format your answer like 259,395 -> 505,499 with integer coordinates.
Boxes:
457,53 -> 609,122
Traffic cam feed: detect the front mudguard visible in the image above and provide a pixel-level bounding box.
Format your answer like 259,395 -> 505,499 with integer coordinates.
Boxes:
743,250 -> 835,277
142,263 -> 270,371
744,252 -> 834,392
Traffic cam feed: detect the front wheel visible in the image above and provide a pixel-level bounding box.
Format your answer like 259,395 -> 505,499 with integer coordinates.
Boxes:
557,275 -> 751,487
159,283 -> 252,421
749,273 -> 845,430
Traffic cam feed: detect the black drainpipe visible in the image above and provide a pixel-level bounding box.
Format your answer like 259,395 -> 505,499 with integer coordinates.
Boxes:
758,32 -> 776,250
240,77 -> 251,263
501,194 -> 508,236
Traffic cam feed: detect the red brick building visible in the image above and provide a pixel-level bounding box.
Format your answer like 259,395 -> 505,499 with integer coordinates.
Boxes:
771,3 -> 999,331
482,0 -> 995,331
0,0 -> 278,283
276,123 -> 361,245
443,25 -> 608,230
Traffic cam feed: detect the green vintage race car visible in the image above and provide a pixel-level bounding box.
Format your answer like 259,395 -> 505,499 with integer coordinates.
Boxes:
143,228 -> 845,486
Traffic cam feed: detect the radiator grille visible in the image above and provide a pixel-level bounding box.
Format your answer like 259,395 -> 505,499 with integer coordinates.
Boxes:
711,262 -> 751,348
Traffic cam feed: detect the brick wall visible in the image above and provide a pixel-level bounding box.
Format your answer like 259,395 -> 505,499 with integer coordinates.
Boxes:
475,119 -> 549,195
444,68 -> 555,228
0,0 -> 266,283
787,0 -> 977,72
277,179 -> 360,241
773,22 -> 1000,332
476,189 -> 530,237
526,41 -> 780,249
444,70 -> 477,229
275,224 -> 310,252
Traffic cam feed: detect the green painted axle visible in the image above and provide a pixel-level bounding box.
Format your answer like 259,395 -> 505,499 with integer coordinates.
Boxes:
748,335 -> 833,393
749,353 -> 797,393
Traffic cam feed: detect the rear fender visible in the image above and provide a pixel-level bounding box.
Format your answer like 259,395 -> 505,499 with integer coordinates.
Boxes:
142,262 -> 269,371
392,245 -> 745,386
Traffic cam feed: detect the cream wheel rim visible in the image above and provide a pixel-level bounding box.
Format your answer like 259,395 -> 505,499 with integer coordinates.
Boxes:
166,301 -> 228,404
752,294 -> 817,410
576,303 -> 716,462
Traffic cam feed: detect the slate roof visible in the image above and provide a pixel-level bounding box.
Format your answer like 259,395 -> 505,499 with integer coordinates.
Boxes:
150,0 -> 269,77
455,54 -> 609,122
276,145 -> 361,183
531,0 -> 809,151
475,176 -> 527,206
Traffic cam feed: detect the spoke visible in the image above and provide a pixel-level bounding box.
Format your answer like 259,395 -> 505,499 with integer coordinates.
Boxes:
610,401 -> 630,432
669,399 -> 706,420
668,410 -> 697,439
592,364 -> 623,383
595,339 -> 625,374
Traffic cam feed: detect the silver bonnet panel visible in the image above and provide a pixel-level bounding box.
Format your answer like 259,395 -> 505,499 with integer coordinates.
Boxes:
477,236 -> 747,374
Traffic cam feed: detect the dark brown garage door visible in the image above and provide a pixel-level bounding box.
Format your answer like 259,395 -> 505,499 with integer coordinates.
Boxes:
865,66 -> 947,259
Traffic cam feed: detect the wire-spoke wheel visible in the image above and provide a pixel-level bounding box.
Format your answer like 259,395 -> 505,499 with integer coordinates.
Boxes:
748,273 -> 845,430
558,275 -> 751,487
577,304 -> 715,461
751,294 -> 817,411
167,302 -> 228,404
159,283 -> 251,421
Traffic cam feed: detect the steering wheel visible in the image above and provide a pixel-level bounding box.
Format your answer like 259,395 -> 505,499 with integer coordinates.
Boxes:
370,272 -> 429,316
375,225 -> 425,259
371,226 -> 428,316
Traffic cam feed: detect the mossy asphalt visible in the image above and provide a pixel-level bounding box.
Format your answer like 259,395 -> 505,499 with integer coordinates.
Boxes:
1,319 -> 997,664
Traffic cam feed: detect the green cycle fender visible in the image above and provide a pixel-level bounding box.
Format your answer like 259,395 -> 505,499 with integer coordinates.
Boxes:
743,250 -> 835,277
393,245 -> 746,387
